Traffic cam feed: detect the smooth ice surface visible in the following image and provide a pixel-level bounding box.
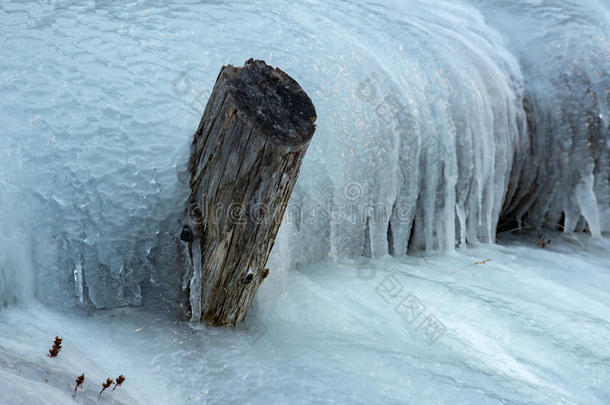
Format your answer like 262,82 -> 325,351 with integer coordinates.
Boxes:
1,234 -> 609,404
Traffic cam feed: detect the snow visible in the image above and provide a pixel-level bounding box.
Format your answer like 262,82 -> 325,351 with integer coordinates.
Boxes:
1,233 -> 609,404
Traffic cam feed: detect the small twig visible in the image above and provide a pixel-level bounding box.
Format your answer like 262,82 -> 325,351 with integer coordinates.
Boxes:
460,258 -> 492,270
473,258 -> 492,265
559,231 -> 585,249
74,373 -> 85,393
496,225 -> 535,235
48,336 -> 62,358
99,378 -> 114,396
113,375 -> 126,391
451,258 -> 492,274
411,245 -> 429,264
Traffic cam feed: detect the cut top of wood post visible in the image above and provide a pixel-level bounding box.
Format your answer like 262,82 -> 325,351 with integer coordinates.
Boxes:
223,58 -> 317,145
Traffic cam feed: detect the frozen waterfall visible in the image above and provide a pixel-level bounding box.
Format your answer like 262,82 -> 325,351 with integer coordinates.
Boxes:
0,0 -> 607,313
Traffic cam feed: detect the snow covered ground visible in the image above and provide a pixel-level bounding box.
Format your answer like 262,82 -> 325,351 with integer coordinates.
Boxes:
2,232 -> 608,404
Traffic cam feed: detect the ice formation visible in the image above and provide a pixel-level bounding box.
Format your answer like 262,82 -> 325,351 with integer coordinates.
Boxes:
2,234 -> 610,404
474,0 -> 609,238
0,0 -> 607,313
1,1 -> 609,404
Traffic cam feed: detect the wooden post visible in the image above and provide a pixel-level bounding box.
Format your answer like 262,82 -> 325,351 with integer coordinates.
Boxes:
187,59 -> 316,326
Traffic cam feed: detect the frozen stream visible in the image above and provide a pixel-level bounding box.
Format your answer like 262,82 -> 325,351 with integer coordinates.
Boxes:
1,233 -> 609,404
0,0 -> 609,403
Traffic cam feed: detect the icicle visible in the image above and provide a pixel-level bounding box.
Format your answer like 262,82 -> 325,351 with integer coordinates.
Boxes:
181,243 -> 192,292
73,259 -> 84,305
189,238 -> 202,323
575,165 -> 602,238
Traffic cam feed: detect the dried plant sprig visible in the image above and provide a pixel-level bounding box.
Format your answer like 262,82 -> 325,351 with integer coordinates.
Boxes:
74,373 -> 85,393
48,336 -> 63,357
474,259 -> 492,265
113,374 -> 126,390
99,378 -> 114,396
536,234 -> 551,248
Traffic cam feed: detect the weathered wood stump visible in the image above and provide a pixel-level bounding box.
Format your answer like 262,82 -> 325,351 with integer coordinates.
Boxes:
187,59 -> 316,326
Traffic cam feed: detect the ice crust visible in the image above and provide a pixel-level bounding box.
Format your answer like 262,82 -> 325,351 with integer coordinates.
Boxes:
0,0 -> 607,312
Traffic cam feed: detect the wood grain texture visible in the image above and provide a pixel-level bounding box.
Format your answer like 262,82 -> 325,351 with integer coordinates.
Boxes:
187,59 -> 316,325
